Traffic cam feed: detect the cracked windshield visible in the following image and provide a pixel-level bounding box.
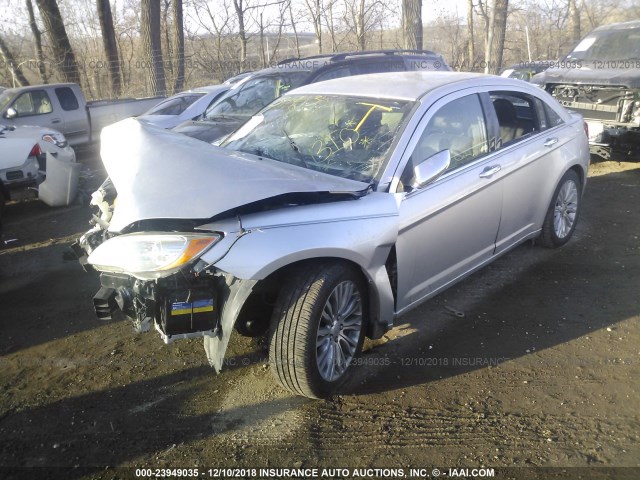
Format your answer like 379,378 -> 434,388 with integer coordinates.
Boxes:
222,94 -> 414,183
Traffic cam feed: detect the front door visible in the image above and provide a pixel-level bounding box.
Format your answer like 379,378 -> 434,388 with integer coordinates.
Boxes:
394,92 -> 503,313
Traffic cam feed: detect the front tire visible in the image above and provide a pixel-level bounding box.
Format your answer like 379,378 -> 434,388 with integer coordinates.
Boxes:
269,263 -> 366,399
540,169 -> 582,248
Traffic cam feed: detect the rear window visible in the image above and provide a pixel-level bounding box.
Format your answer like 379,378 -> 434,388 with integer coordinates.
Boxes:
145,94 -> 205,115
55,87 -> 79,111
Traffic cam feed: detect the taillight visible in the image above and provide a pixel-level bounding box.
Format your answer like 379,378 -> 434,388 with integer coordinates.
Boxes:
583,122 -> 589,138
29,143 -> 42,157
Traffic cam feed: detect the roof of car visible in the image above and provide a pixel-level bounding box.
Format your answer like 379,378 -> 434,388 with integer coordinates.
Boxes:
251,49 -> 450,75
188,85 -> 228,94
592,19 -> 640,31
287,71 -> 493,101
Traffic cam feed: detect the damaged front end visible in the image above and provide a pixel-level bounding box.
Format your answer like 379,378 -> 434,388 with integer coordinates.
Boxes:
73,117 -> 393,377
549,83 -> 640,160
84,225 -> 257,371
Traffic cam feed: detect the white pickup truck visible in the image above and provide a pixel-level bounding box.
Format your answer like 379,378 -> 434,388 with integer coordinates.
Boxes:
0,83 -> 163,147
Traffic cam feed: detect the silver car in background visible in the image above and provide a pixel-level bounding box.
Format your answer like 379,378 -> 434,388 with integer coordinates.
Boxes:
77,72 -> 590,399
137,85 -> 230,129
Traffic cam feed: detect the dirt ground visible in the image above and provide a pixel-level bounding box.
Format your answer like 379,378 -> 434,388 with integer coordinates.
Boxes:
0,154 -> 638,480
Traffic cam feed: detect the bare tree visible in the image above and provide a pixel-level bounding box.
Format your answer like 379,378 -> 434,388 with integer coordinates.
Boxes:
36,0 -> 81,83
26,0 -> 47,83
402,0 -> 422,50
345,0 -> 384,51
322,0 -> 340,52
233,0 -> 250,63
288,0 -> 301,57
173,0 -> 185,92
304,0 -> 323,53
467,0 -> 475,66
97,0 -> 121,96
568,0 -> 581,46
0,33 -> 30,86
491,0 -> 509,72
141,0 -> 166,95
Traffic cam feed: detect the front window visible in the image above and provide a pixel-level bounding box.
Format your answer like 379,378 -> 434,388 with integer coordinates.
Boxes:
0,89 -> 15,112
145,93 -> 205,115
204,72 -> 308,121
13,90 -> 53,116
222,94 -> 414,183
565,27 -> 640,62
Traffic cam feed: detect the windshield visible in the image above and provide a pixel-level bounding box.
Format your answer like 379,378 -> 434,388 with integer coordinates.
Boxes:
565,27 -> 640,62
0,89 -> 15,112
222,94 -> 414,183
144,93 -> 205,115
204,72 -> 308,121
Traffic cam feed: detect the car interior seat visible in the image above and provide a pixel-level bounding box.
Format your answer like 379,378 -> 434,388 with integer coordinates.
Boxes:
493,98 -> 534,145
38,97 -> 52,114
411,114 -> 472,169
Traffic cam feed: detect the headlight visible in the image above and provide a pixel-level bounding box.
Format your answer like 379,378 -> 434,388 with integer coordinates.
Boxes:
42,133 -> 68,148
87,233 -> 220,278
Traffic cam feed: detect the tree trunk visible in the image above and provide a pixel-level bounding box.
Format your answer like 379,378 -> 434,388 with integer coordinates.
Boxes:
172,0 -> 185,92
26,0 -> 47,83
141,0 -> 166,96
356,0 -> 366,51
97,0 -> 121,96
288,0 -> 301,58
36,0 -> 81,84
162,0 -> 173,85
467,0 -> 475,68
233,0 -> 248,64
305,0 -> 322,54
568,0 -> 580,47
0,34 -> 30,86
402,0 -> 422,50
490,0 -> 508,73
484,0 -> 495,74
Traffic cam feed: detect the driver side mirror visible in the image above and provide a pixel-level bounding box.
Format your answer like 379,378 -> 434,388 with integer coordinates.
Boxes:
411,149 -> 451,189
4,107 -> 17,119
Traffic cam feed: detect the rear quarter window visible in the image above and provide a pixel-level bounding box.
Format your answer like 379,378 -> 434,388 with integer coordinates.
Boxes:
55,87 -> 79,111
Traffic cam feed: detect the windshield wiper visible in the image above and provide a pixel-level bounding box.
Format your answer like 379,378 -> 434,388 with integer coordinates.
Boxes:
282,127 -> 309,169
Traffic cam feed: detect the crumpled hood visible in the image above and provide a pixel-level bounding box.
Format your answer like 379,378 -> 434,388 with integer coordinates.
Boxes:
533,66 -> 640,88
101,118 -> 369,233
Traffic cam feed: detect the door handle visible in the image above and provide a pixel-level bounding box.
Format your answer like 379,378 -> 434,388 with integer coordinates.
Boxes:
479,165 -> 501,178
544,137 -> 558,147
51,118 -> 61,124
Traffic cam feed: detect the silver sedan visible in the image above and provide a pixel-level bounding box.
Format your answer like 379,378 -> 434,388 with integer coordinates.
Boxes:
79,71 -> 590,399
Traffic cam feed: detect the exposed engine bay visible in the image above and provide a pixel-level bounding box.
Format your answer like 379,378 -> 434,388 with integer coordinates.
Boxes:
549,83 -> 640,159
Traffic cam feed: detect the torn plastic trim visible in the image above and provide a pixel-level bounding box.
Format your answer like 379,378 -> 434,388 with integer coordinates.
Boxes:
203,272 -> 257,372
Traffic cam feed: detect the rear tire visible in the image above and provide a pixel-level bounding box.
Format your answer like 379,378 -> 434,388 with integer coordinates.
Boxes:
269,263 -> 366,399
540,169 -> 581,248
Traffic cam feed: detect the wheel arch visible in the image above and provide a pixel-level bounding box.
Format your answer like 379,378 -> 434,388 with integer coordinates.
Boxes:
239,255 -> 393,340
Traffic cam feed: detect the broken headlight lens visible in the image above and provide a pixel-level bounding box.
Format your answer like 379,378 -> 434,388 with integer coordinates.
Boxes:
87,233 -> 220,278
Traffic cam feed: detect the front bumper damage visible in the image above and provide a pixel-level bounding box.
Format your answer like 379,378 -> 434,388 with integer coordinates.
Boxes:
92,268 -> 256,372
548,83 -> 640,160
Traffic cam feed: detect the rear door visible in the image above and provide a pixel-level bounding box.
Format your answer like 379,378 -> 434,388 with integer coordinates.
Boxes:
487,90 -> 574,254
